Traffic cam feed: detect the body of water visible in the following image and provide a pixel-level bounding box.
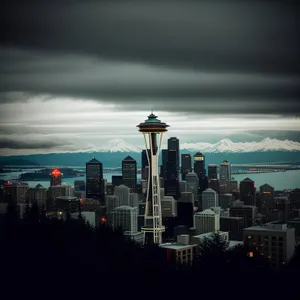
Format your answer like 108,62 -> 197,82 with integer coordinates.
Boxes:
1,170 -> 300,190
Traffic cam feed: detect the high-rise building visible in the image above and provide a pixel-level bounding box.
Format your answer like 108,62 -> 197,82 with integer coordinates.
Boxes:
194,209 -> 220,235
122,156 -> 137,190
220,160 -> 231,181
137,112 -> 169,244
114,184 -> 130,206
230,200 -> 257,228
74,180 -> 85,192
202,188 -> 219,210
27,184 -> 47,210
260,184 -> 275,196
168,137 -> 179,170
50,168 -> 62,187
86,158 -> 105,205
181,154 -> 192,181
111,206 -> 138,234
193,152 -> 208,197
179,180 -> 187,194
165,149 -> 180,200
185,172 -> 199,203
4,183 -> 28,204
111,175 -> 123,187
56,196 -> 80,214
240,178 -> 256,206
208,164 -> 218,180
177,194 -> 194,228
105,195 -> 120,215
161,196 -> 177,217
193,152 -> 205,178
160,149 -> 168,179
219,193 -> 233,209
219,160 -> 231,193
129,193 -> 139,208
220,216 -> 243,241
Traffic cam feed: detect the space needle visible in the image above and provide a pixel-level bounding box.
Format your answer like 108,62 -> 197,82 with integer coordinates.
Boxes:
137,111 -> 169,245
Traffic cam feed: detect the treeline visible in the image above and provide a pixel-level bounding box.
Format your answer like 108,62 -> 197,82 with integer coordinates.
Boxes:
0,204 -> 299,295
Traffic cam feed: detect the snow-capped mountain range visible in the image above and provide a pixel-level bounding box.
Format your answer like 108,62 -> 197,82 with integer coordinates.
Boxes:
86,138 -> 300,153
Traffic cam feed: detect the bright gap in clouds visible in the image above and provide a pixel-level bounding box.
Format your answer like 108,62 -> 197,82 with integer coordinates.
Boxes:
0,97 -> 300,156
1,97 -> 300,134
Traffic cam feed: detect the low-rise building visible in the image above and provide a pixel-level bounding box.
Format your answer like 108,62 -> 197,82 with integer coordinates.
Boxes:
243,221 -> 296,269
160,234 -> 197,265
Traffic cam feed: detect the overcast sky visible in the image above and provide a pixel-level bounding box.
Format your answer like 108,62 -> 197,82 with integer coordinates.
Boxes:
1,0 -> 299,155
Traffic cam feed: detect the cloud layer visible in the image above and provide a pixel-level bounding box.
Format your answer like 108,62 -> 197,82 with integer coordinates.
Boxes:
1,0 -> 299,155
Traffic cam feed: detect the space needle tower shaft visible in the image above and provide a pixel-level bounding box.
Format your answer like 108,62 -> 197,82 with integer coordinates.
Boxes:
137,112 -> 169,245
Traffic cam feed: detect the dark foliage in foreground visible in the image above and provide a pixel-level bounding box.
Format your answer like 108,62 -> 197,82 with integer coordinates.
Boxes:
0,204 -> 299,295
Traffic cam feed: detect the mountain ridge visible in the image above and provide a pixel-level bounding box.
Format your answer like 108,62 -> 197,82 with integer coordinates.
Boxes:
84,138 -> 300,153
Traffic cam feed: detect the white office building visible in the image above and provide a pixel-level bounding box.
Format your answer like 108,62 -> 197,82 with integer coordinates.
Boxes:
114,184 -> 130,206
202,188 -> 219,210
194,209 -> 220,234
105,195 -> 119,215
129,193 -> 139,208
111,206 -> 138,234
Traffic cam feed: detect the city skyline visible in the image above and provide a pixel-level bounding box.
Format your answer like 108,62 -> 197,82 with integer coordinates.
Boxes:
1,1 -> 299,155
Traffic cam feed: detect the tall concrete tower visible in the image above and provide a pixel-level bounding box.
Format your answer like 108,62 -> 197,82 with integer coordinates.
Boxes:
137,112 -> 169,245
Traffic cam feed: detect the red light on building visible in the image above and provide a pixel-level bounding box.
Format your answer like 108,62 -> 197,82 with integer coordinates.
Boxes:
51,168 -> 62,177
101,217 -> 106,223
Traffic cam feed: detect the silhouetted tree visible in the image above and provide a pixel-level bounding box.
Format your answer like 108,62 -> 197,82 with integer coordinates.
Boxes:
194,232 -> 229,270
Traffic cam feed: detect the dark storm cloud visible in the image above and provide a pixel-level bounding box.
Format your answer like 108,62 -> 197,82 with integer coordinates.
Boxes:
2,0 -> 299,75
1,0 -> 299,115
0,138 -> 66,150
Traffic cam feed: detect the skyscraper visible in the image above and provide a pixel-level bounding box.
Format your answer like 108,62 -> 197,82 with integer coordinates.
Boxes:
50,168 -> 62,186
137,112 -> 169,244
220,160 -> 231,181
168,137 -> 179,170
165,149 -> 180,200
193,152 -> 208,198
160,149 -> 168,179
86,158 -> 105,205
193,152 -> 205,178
240,178 -> 256,206
208,164 -> 218,180
181,154 -> 192,181
122,156 -> 137,190
202,188 -> 219,210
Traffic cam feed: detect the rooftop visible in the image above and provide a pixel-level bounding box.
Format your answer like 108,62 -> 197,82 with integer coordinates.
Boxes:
160,243 -> 197,250
244,222 -> 293,232
113,205 -> 137,211
193,231 -> 228,239
202,188 -> 217,194
87,158 -> 101,164
194,152 -> 204,156
241,177 -> 254,183
35,183 -> 45,189
123,155 -> 135,161
195,209 -> 216,215
56,196 -> 78,201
